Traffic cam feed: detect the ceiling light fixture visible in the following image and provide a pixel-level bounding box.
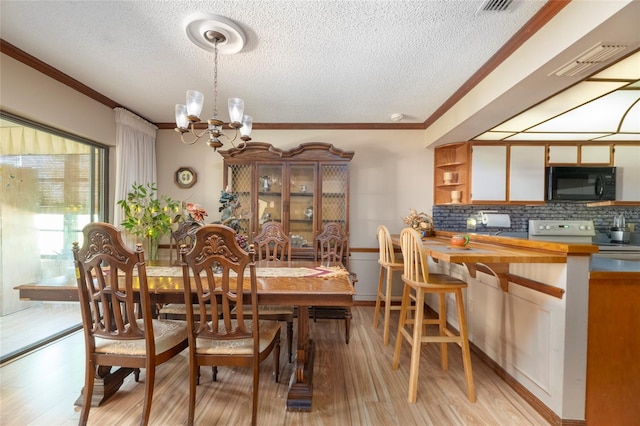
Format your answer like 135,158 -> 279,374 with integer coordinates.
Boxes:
174,13 -> 252,150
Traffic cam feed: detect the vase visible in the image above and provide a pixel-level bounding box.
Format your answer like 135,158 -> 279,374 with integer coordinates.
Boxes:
143,237 -> 159,261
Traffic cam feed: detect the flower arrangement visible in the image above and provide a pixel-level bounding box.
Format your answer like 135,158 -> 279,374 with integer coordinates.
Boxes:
217,188 -> 247,249
117,182 -> 181,259
185,202 -> 207,224
402,208 -> 434,237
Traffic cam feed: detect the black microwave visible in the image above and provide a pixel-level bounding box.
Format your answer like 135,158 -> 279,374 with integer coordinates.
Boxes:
546,166 -> 616,201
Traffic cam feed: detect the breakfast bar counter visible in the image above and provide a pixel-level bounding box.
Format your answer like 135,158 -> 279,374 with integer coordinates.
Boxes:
392,231 -> 606,424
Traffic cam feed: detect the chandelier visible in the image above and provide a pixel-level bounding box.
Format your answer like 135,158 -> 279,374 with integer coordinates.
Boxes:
174,13 -> 252,150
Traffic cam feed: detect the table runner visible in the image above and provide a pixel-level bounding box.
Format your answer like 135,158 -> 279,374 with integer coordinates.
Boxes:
142,265 -> 349,278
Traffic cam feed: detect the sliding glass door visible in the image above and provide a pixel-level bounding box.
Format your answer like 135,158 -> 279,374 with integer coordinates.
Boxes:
0,112 -> 108,362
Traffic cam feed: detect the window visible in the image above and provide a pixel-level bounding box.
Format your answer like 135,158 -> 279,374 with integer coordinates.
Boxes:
0,112 -> 108,362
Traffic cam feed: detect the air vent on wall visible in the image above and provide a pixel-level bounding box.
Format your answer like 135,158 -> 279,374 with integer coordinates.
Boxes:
552,43 -> 628,77
477,0 -> 514,13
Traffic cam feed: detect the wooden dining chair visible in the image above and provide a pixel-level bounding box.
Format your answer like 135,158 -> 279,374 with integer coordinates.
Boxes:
313,222 -> 357,344
392,227 -> 475,403
169,220 -> 200,264
249,221 -> 295,362
72,222 -> 188,426
160,221 -> 212,320
180,224 -> 281,426
373,224 -> 405,345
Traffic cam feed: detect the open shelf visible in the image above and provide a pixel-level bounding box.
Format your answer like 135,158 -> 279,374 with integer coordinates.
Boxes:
434,143 -> 470,205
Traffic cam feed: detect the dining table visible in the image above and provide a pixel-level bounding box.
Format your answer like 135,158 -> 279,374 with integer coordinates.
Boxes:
15,259 -> 356,412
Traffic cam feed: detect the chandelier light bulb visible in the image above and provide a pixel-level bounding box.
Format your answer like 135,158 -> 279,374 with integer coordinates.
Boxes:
240,115 -> 253,139
186,90 -> 204,119
228,98 -> 245,124
175,104 -> 189,129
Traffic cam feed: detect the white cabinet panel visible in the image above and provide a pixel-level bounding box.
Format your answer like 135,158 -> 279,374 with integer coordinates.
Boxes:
581,145 -> 611,164
548,145 -> 578,164
614,145 -> 640,201
509,145 -> 546,201
471,145 -> 507,201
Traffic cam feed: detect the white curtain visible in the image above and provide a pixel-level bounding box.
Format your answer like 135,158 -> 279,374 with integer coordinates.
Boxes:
113,107 -> 158,229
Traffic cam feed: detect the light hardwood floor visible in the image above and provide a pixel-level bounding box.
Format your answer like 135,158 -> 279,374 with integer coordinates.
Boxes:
0,302 -> 81,359
0,307 -> 549,425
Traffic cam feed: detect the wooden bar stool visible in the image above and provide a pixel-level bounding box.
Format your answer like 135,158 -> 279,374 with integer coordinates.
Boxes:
392,227 -> 475,403
373,225 -> 405,345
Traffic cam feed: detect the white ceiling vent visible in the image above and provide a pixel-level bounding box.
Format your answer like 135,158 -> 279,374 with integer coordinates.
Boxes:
552,43 -> 629,77
476,0 -> 514,13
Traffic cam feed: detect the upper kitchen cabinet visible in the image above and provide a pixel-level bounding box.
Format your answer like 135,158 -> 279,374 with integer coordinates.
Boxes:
219,142 -> 354,257
581,145 -> 612,164
547,145 -> 578,164
547,144 -> 612,165
471,144 -> 507,203
509,145 -> 546,202
433,142 -> 470,205
613,144 -> 640,201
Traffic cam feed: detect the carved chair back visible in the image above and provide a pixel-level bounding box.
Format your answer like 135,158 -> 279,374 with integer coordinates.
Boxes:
315,222 -> 350,268
170,221 -> 200,264
252,221 -> 291,261
73,222 -> 153,344
180,224 -> 258,344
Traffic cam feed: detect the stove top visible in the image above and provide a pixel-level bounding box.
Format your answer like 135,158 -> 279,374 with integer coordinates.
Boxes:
528,219 -> 595,243
527,220 -> 640,252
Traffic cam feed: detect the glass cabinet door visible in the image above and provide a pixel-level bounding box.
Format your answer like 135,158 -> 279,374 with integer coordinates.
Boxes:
225,164 -> 252,239
320,164 -> 349,229
289,164 -> 316,250
257,163 -> 284,234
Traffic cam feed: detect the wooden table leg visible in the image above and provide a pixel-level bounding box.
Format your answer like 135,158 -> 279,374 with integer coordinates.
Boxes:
286,305 -> 314,411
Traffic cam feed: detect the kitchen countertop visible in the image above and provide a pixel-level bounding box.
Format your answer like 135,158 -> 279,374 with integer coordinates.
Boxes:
433,231 -> 640,273
433,231 -> 598,256
590,255 -> 640,273
392,233 -> 572,264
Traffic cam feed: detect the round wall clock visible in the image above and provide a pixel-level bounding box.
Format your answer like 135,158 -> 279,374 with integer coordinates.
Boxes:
175,167 -> 197,189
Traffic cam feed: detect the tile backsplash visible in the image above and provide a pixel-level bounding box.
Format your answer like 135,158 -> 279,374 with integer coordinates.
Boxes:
433,203 -> 640,236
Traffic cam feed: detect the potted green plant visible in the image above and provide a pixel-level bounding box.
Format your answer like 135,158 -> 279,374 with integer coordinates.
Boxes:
117,182 -> 181,260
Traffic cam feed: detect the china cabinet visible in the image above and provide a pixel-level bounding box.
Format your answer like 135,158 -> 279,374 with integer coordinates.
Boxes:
219,142 -> 354,258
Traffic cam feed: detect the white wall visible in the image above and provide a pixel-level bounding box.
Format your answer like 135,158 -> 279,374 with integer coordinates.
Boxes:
1,54 -> 116,146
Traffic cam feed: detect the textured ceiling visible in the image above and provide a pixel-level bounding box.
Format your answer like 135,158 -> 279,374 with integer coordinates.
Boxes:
0,0 -> 548,126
